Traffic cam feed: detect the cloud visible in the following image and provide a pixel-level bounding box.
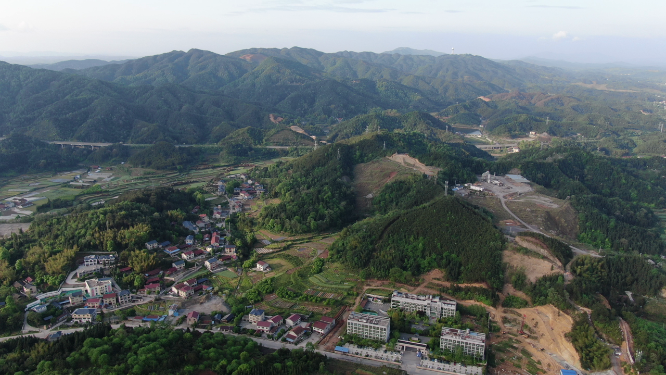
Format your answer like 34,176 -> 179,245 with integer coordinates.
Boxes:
0,24 -> 8,31
230,4 -> 393,15
444,10 -> 463,13
552,31 -> 568,40
572,36 -> 582,42
527,5 -> 584,9
16,21 -> 35,32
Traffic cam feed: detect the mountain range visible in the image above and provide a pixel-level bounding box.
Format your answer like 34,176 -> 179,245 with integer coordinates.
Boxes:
0,46 -> 662,144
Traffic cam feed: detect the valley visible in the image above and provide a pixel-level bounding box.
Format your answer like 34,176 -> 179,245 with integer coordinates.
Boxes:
0,46 -> 665,375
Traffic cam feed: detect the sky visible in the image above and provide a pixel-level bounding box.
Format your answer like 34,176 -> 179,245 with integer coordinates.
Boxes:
0,0 -> 665,65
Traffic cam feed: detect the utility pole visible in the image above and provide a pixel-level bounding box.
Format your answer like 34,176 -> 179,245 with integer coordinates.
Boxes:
546,116 -> 549,126
337,149 -> 340,160
314,137 -> 318,151
383,141 -> 386,150
445,180 -> 449,196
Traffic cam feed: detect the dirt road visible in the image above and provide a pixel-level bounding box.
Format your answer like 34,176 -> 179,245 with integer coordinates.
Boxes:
619,318 -> 634,363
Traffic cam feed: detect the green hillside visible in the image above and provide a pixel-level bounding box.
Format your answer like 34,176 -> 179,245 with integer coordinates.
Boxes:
328,111 -> 460,142
329,197 -> 505,288
2,46 -> 661,144
251,132 -> 492,233
0,61 -> 272,143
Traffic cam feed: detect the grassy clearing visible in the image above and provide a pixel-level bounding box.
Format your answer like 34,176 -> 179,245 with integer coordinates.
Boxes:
217,270 -> 239,279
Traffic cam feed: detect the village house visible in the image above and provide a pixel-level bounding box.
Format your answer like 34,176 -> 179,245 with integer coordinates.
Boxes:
182,250 -> 194,261
144,269 -> 162,278
145,240 -> 160,250
173,260 -> 185,270
224,244 -> 236,255
285,326 -> 306,343
313,317 -> 335,335
102,293 -> 117,307
182,221 -> 198,233
160,241 -> 171,248
187,311 -> 200,325
119,266 -> 132,274
249,309 -> 265,323
286,314 -> 302,327
211,232 -> 221,246
32,304 -> 47,313
257,261 -> 271,272
13,280 -> 38,295
171,283 -> 194,298
193,249 -> 205,258
268,315 -> 284,326
72,308 -> 97,324
144,283 -> 161,294
205,258 -> 222,271
69,291 -> 84,306
164,267 -> 178,278
256,321 -> 273,332
184,278 -> 197,287
118,290 -> 131,305
85,298 -> 102,311
164,246 -> 180,256
186,235 -> 195,245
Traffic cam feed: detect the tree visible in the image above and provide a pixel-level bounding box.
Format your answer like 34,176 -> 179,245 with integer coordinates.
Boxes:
127,250 -> 157,273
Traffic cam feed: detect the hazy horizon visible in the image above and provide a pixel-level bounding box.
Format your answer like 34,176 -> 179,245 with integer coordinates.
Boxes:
1,1 -> 665,66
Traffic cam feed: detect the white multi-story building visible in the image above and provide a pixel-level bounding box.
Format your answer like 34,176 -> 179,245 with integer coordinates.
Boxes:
72,308 -> 97,323
83,254 -> 116,267
346,312 -> 391,342
440,327 -> 486,359
390,291 -> 457,319
85,278 -> 113,297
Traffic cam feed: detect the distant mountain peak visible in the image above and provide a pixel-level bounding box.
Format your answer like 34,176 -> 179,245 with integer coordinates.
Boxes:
382,47 -> 447,57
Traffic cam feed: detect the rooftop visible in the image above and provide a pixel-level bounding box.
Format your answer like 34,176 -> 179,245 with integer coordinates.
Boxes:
441,327 -> 487,344
313,321 -> 330,330
73,308 -> 96,315
392,290 -> 449,303
85,279 -> 112,288
287,313 -> 301,321
348,312 -> 390,328
250,309 -> 265,316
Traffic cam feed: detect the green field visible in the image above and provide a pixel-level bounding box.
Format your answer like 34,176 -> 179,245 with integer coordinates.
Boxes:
308,272 -> 355,290
217,270 -> 238,279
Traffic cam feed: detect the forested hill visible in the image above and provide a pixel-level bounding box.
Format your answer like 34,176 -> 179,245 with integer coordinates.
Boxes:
328,111 -> 461,142
495,145 -> 666,254
251,132 -> 491,233
0,61 -> 272,143
3,46 -> 663,143
330,197 -> 505,289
